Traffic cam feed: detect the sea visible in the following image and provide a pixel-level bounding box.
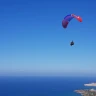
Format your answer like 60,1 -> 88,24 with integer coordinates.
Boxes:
0,76 -> 96,96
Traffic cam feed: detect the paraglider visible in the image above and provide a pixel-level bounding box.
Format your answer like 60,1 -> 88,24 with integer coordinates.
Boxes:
70,40 -> 74,46
62,14 -> 82,46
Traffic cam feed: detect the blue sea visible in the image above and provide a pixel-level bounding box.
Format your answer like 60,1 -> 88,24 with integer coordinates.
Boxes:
0,76 -> 96,96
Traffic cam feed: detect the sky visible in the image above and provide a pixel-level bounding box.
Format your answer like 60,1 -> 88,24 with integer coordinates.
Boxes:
0,0 -> 96,76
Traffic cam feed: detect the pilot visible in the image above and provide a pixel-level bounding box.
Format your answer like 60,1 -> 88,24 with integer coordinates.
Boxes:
70,40 -> 74,46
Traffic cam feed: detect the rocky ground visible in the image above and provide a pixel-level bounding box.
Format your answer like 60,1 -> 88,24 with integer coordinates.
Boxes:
74,89 -> 96,96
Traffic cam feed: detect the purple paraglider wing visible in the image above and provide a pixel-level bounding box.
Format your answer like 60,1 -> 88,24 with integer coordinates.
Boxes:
62,20 -> 69,28
62,14 -> 74,28
64,14 -> 74,22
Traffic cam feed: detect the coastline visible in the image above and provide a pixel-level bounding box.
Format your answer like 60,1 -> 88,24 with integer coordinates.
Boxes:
74,88 -> 96,96
84,83 -> 96,87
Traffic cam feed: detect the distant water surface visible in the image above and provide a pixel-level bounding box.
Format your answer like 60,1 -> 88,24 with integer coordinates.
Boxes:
0,76 -> 96,96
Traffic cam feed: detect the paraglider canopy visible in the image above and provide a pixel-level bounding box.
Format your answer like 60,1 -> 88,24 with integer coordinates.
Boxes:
62,14 -> 82,28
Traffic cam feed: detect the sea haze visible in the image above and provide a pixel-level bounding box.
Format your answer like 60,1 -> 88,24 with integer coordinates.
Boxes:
0,76 -> 95,96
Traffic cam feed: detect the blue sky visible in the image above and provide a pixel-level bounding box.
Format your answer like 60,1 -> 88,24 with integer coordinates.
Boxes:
0,0 -> 96,76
